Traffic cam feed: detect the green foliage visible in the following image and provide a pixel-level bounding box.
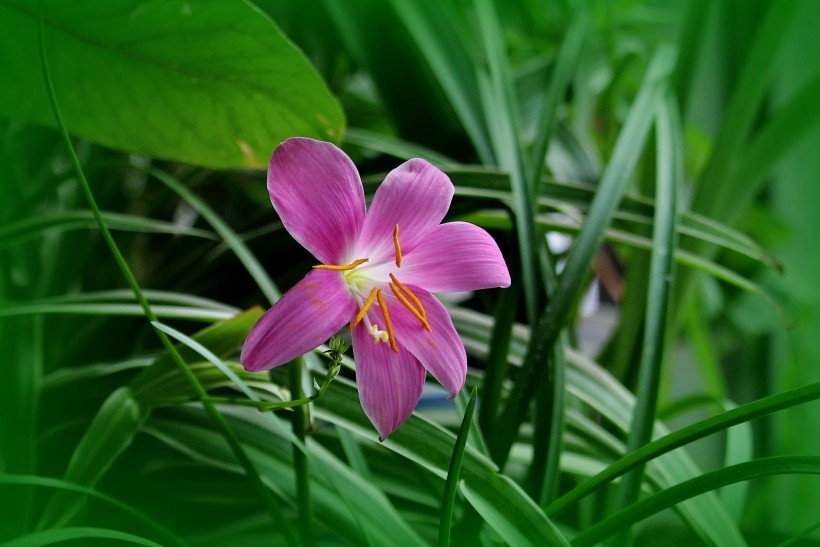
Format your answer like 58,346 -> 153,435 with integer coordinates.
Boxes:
3,0 -> 820,545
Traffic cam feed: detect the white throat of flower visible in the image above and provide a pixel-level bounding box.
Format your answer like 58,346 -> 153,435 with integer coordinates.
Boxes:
312,224 -> 431,352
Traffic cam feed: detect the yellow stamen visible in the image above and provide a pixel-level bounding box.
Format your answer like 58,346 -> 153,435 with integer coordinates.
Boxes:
376,289 -> 399,352
393,224 -> 402,268
313,257 -> 369,271
349,287 -> 379,332
389,282 -> 431,331
389,273 -> 427,320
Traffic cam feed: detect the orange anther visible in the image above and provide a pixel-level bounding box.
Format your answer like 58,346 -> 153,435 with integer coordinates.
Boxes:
376,289 -> 399,352
349,287 -> 379,332
313,257 -> 369,271
393,224 -> 402,268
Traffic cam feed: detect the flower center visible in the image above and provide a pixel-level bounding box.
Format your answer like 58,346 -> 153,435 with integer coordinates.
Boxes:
312,223 -> 431,352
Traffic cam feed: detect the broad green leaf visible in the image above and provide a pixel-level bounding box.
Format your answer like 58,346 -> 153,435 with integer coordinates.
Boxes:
0,0 -> 344,168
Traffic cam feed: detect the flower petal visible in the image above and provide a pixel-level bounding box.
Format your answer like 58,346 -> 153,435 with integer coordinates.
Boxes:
399,221 -> 511,292
352,324 -> 426,441
241,269 -> 355,372
387,286 -> 466,398
268,137 -> 366,265
357,159 -> 454,263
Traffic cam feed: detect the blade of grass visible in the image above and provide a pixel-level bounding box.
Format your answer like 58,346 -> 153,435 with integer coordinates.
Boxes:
344,128 -> 460,167
546,379 -> 820,517
0,210 -> 218,249
490,46 -> 675,466
384,0 -> 494,163
289,358 -> 314,547
0,475 -> 185,547
528,3 -> 587,186
725,71 -> 820,221
3,527 -> 163,547
475,0 -> 544,324
692,0 -> 802,219
612,94 -> 681,528
37,6 -> 298,542
439,387 -> 477,547
0,302 -> 234,323
572,456 -> 820,547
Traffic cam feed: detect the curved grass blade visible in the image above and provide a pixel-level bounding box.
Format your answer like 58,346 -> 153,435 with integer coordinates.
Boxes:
572,456 -> 820,547
0,475 -> 185,547
546,379 -> 820,518
0,302 -> 234,323
439,387 -> 477,547
345,128 -> 460,167
0,210 -> 218,249
3,527 -> 163,547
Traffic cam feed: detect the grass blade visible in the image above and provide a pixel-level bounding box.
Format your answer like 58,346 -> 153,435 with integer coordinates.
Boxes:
439,387 -> 477,547
572,456 -> 820,547
612,93 -> 681,518
546,379 -> 820,517
3,527 -> 163,547
693,0 -> 802,219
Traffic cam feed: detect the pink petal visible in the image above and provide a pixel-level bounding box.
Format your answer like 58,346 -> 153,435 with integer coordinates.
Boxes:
387,286 -> 466,398
356,159 -> 454,263
399,221 -> 511,292
268,138 -> 366,265
352,323 -> 426,441
241,269 -> 355,372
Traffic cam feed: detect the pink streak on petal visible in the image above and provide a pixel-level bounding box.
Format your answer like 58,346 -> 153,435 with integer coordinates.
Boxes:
357,159 -> 454,263
387,287 -> 466,398
352,324 -> 426,441
241,269 -> 355,372
268,138 -> 366,265
400,221 -> 511,292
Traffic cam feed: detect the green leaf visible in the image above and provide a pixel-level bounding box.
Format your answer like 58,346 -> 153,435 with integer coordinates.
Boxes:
0,0 -> 344,168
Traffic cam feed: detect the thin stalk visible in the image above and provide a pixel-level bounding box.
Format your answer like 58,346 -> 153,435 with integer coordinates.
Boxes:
37,6 -> 298,544
289,358 -> 314,547
611,93 -> 681,543
438,387 -> 478,547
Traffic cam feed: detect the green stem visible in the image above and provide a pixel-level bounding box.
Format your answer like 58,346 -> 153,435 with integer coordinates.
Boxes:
288,358 -> 314,547
37,5 -> 297,544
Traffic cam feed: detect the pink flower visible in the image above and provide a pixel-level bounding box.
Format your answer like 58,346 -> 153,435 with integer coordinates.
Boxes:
241,137 -> 510,439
